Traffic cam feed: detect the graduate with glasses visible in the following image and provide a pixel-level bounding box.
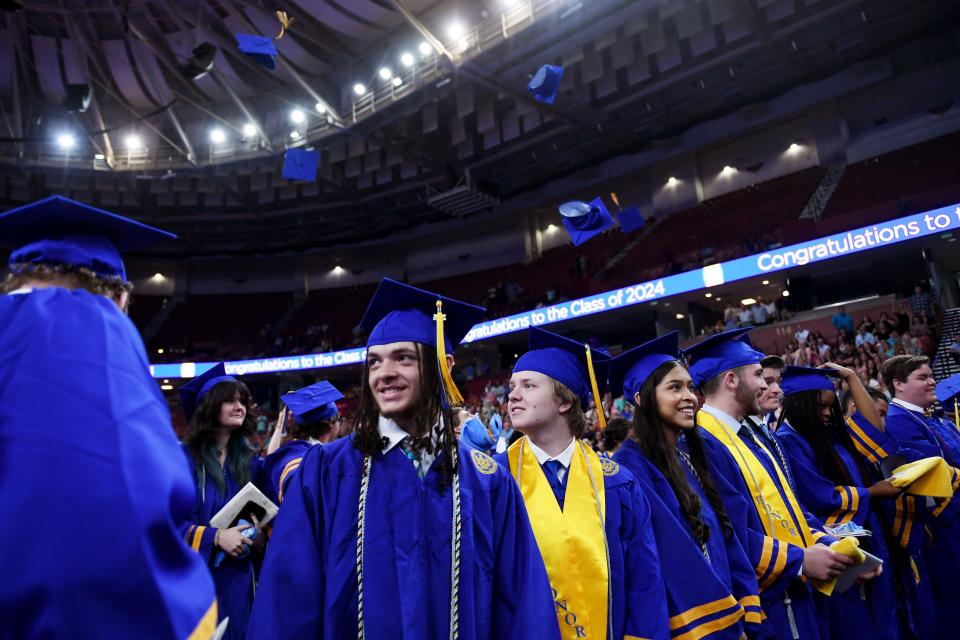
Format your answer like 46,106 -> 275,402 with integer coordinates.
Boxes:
774,364 -> 902,639
609,332 -> 762,640
249,279 -> 557,639
497,327 -> 669,640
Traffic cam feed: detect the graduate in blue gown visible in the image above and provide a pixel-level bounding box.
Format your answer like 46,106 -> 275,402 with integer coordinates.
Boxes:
775,364 -> 903,639
248,279 -> 558,639
873,356 -> 960,639
0,196 -> 217,638
609,332 -> 763,639
263,380 -> 343,505
684,328 -> 862,640
495,327 -> 672,640
180,363 -> 267,640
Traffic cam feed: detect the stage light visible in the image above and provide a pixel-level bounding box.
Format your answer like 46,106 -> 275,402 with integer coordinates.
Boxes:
392,77 -> 403,87
242,123 -> 257,138
125,134 -> 142,149
289,130 -> 301,140
419,41 -> 432,55
209,128 -> 226,144
446,21 -> 465,39
666,176 -> 679,187
353,83 -> 367,96
401,52 -> 414,67
181,42 -> 216,80
315,102 -> 326,114
56,133 -> 76,150
289,108 -> 305,124
379,67 -> 392,81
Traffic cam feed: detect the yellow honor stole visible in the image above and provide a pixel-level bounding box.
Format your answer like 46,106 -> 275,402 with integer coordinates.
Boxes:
698,411 -> 814,550
508,436 -> 609,640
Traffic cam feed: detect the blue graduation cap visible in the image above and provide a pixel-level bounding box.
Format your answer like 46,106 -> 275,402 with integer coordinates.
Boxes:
514,327 -> 610,425
528,64 -> 564,104
936,373 -> 960,416
617,207 -> 645,233
608,331 -> 680,404
281,380 -> 343,424
235,34 -> 278,70
0,195 -> 176,281
179,363 -> 237,422
359,278 -> 486,406
282,148 -> 319,182
558,197 -> 615,247
683,327 -> 764,388
780,365 -> 840,396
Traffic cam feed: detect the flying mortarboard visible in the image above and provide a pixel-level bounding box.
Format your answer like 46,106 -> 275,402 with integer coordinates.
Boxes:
780,365 -> 840,396
179,363 -> 237,422
282,148 -> 320,182
528,64 -> 564,104
281,380 -> 343,424
608,331 -> 681,404
683,327 -> 764,388
609,192 -> 645,234
514,327 -> 610,427
235,11 -> 293,71
0,195 -> 176,281
558,197 -> 615,247
359,278 -> 486,407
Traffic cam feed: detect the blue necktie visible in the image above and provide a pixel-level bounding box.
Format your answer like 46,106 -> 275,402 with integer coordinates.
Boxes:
399,437 -> 425,479
542,459 -> 567,510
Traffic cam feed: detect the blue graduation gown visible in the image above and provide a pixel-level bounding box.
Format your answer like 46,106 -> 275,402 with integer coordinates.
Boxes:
496,447 -> 672,640
698,425 -> 834,640
263,439 -> 313,504
183,450 -> 264,640
615,439 -> 761,639
776,420 -> 904,639
0,288 -> 217,638
249,436 -> 559,639
883,403 -> 960,639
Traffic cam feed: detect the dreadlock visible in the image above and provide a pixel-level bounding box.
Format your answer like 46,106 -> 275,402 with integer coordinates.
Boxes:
632,360 -> 733,547
354,342 -> 459,488
779,389 -> 855,486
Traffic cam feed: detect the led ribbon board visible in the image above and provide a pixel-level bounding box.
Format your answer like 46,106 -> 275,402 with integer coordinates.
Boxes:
152,203 -> 960,378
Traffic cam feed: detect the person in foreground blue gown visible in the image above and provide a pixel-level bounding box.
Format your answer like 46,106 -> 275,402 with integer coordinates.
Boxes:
0,196 -> 217,638
775,364 -> 903,639
609,331 -> 763,639
684,328 -> 859,640
263,380 -> 344,505
248,278 -> 558,639
496,327 -> 671,640
871,355 -> 960,639
180,363 -> 267,640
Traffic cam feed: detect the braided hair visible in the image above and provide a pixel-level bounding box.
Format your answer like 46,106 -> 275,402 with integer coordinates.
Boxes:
779,389 -> 855,486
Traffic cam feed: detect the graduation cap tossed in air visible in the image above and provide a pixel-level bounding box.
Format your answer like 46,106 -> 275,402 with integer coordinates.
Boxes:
608,331 -> 680,404
235,11 -> 294,70
0,195 -> 176,281
609,192 -> 645,234
281,380 -> 343,424
179,363 -> 237,422
282,148 -> 320,182
558,197 -> 615,247
528,64 -> 564,104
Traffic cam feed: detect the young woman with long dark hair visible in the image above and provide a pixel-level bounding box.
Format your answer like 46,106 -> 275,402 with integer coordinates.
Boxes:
180,363 -> 266,640
609,332 -> 761,639
775,363 -> 904,639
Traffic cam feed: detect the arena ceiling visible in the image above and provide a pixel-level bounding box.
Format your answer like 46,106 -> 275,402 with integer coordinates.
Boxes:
0,0 -> 957,255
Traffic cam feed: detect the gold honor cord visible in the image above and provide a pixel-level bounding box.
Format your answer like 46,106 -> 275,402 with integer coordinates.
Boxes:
435,300 -> 466,407
955,399 -> 959,431
274,11 -> 293,40
584,344 -> 607,429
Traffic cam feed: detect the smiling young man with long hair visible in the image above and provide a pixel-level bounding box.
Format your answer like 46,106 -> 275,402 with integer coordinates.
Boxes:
249,279 -> 557,639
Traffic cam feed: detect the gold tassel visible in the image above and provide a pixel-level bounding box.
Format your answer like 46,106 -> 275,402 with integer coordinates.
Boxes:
274,11 -> 294,40
955,399 -> 959,432
584,344 -> 607,430
609,192 -> 621,210
434,300 -> 465,407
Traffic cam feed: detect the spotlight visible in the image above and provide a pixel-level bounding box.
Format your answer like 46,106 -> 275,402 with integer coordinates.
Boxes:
332,265 -> 344,274
353,83 -> 367,96
379,67 -> 392,81
181,42 -> 216,80
721,165 -> 737,176
400,52 -> 415,67
289,108 -> 305,124
546,224 -> 557,232
289,130 -> 301,140
63,84 -> 92,113
315,102 -> 326,115
152,272 -> 165,280
209,128 -> 226,144
666,176 -> 679,187
56,133 -> 76,150
446,22 -> 465,39
787,143 -> 801,154
419,41 -> 432,55
242,123 -> 257,138
125,134 -> 142,150
392,76 -> 403,87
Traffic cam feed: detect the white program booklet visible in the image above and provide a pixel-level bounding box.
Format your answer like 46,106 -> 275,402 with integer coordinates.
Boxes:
834,550 -> 883,594
209,482 -> 278,529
